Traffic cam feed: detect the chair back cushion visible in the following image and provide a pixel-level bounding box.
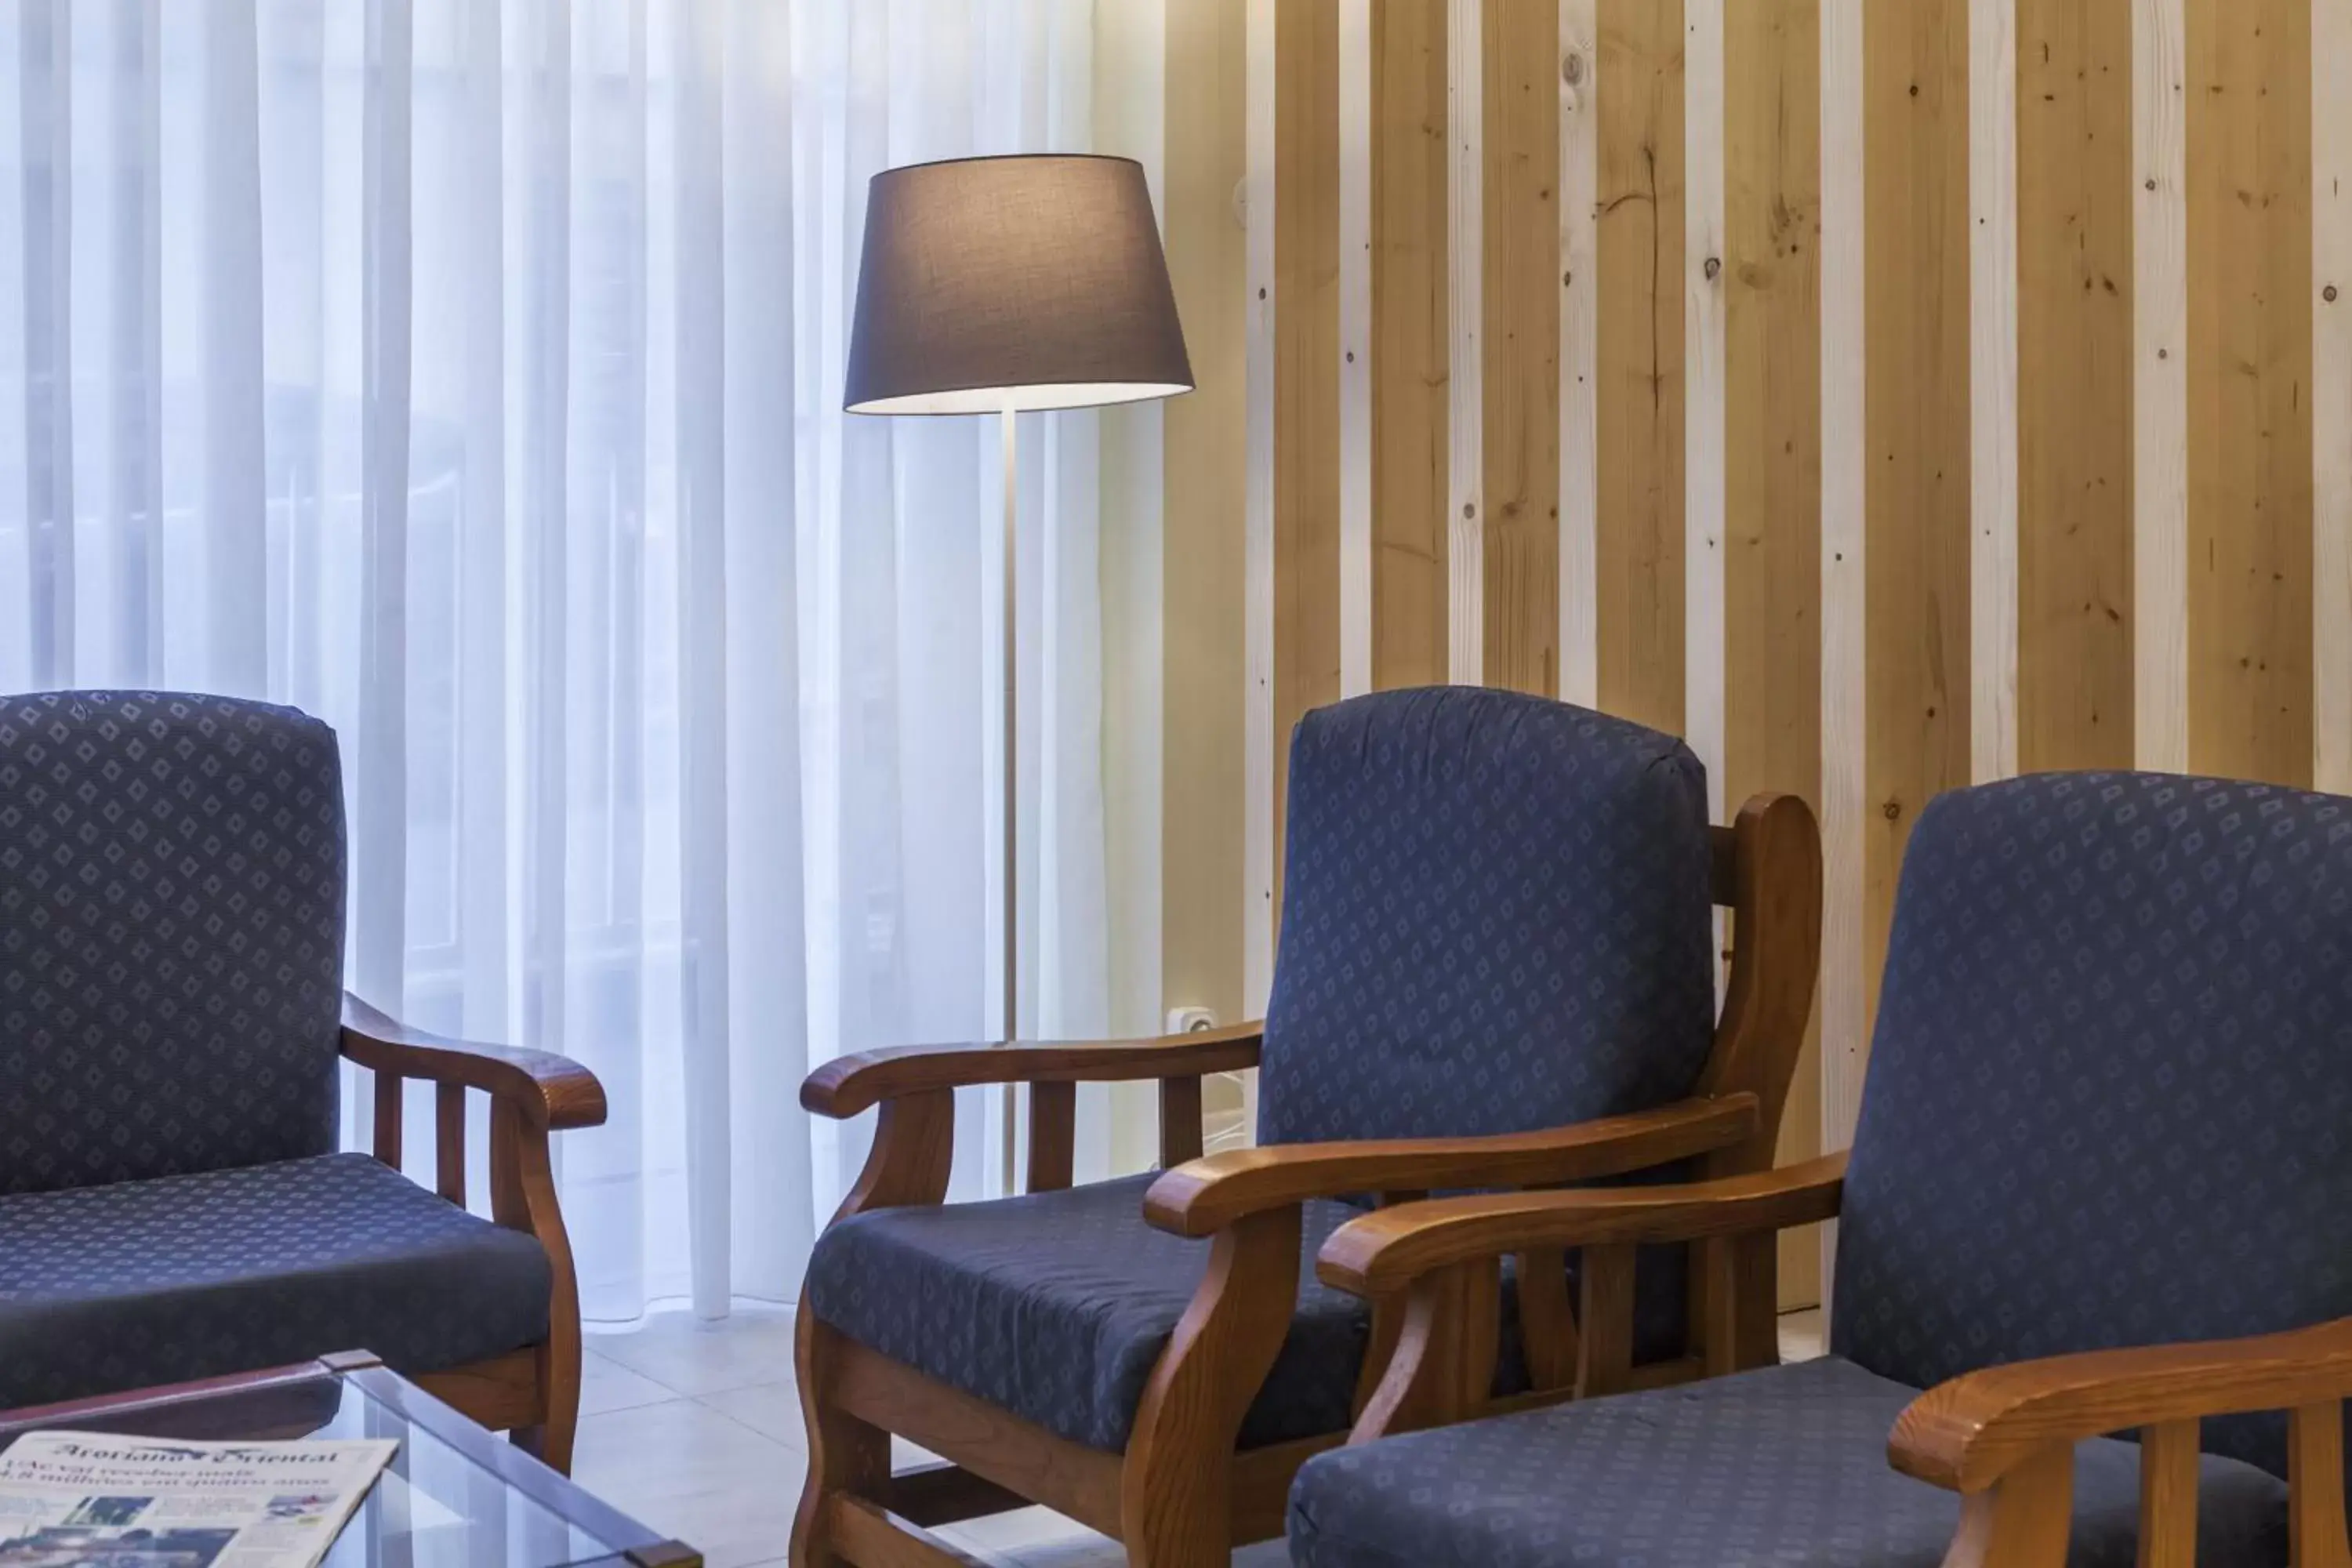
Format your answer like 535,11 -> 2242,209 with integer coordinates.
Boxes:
1832,771 -> 2352,1480
0,691 -> 347,1194
1258,688 -> 1716,1148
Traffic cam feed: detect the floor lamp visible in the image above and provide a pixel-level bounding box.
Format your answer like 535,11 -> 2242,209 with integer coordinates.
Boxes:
844,154 -> 1192,1188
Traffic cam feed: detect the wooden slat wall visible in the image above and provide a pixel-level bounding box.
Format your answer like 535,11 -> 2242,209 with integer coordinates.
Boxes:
1341,0 -> 1374,699
1595,0 -> 1686,734
1482,0 -> 1561,695
1447,0 -> 1486,683
2018,0 -> 2136,771
1243,0 -> 2348,1308
2321,0 -> 2352,797
1819,0 -> 1867,1187
1723,0 -> 1825,1309
1861,0 -> 1972,1049
1161,0 -> 1251,1042
2185,0 -> 2312,786
1969,0 -> 2020,781
2132,0 -> 2190,772
1273,0 -> 1343,920
1370,0 -> 1450,691
1723,0 -> 1825,1308
1559,0 -> 1601,707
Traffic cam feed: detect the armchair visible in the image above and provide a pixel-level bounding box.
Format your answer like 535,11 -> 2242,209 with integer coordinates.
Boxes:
1290,770 -> 2352,1568
0,692 -> 604,1472
791,687 -> 1822,1567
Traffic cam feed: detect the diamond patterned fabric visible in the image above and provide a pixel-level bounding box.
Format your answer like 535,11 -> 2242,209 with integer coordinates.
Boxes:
0,1152 -> 554,1407
1832,771 -> 2352,1484
802,1171 -> 1690,1454
1258,688 -> 1716,1149
808,1173 -> 1371,1451
1286,1356 -> 2288,1567
0,691 -> 347,1195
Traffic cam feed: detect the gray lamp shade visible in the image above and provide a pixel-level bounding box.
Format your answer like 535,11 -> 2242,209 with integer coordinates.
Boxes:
844,154 -> 1193,416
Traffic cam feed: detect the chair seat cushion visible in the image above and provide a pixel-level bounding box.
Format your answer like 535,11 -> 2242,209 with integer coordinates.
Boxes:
1287,1356 -> 2290,1568
0,1152 -> 553,1410
805,1174 -> 1687,1454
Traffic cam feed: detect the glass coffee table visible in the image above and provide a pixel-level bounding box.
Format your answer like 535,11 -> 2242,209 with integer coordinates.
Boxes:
0,1351 -> 699,1568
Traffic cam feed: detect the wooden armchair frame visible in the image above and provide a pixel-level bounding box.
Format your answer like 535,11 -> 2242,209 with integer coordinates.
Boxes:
789,793 -> 1821,1568
339,992 -> 608,1475
1316,1152 -> 2352,1567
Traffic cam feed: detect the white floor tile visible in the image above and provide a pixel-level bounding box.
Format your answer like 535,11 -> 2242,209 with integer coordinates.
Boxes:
571,1395 -> 804,1568
936,1506 -> 1094,1559
694,1381 -> 805,1450
579,1348 -> 677,1417
585,1305 -> 797,1397
925,1513 -> 1292,1568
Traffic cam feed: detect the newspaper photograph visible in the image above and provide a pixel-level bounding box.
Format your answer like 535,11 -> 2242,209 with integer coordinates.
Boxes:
0,1432 -> 397,1568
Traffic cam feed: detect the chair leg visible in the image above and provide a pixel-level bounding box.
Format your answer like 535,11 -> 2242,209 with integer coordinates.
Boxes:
791,1305 -> 891,1568
511,1323 -> 583,1475
1121,1507 -> 1231,1568
489,1098 -> 586,1475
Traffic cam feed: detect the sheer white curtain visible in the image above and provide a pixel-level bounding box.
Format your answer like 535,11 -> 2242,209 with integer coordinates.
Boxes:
0,0 -> 1122,1322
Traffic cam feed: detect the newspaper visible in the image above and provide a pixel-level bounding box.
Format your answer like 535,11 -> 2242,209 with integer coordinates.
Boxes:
0,1432 -> 397,1568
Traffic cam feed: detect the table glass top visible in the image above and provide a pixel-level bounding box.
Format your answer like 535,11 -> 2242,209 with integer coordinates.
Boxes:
0,1367 -> 671,1568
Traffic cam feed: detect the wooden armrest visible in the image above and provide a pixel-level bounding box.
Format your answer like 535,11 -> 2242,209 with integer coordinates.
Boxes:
1890,1316 -> 2352,1494
801,1023 -> 1264,1119
1142,1094 -> 1762,1240
339,992 -> 608,1132
1314,1150 -> 1848,1295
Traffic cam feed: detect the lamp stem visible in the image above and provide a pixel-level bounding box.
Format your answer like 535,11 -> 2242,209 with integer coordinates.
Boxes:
1000,402 -> 1019,1196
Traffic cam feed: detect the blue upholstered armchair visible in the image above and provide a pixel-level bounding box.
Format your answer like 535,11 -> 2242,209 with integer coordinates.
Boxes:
0,692 -> 605,1472
1290,771 -> 2352,1567
791,688 -> 1822,1567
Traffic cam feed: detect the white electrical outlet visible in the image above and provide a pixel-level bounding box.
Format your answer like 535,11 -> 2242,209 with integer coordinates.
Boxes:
1165,1006 -> 1218,1034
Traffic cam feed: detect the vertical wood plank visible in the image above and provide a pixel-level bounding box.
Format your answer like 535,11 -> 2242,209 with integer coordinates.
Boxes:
1027,1080 -> 1077,1193
2185,0 -> 2313,786
1448,0 -> 1486,685
2315,0 -> 2352,795
1559,0 -> 1600,709
1483,0 -> 1561,695
372,1072 -> 405,1167
1161,0 -> 1250,1041
436,1081 -> 466,1205
1371,0 -> 1452,692
2289,1402 -> 2352,1568
2137,1418 -> 2201,1568
1699,1231 -> 1781,1373
1341,0 -> 1374,700
1818,0 -> 1867,1183
1685,0 -> 1726,818
1274,0 -> 1343,937
1969,0 -> 2020,782
2018,0 -> 2136,773
1573,1243 -> 1636,1399
1158,1073 -> 1206,1167
1595,0 -> 1686,731
2132,0 -> 2189,772
1513,1247 -> 1579,1391
1244,0 -> 1277,1014
1724,0 -> 1824,1310
1863,0 -> 1971,1056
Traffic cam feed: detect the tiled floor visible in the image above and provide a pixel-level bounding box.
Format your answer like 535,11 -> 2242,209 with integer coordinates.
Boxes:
572,1306 -> 1831,1567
